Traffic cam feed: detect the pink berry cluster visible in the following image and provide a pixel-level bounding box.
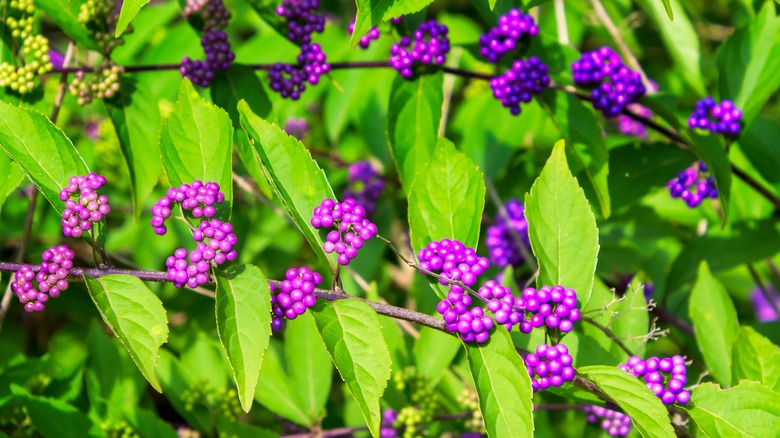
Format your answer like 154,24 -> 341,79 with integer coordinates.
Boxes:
417,239 -> 490,293
270,267 -> 322,332
311,198 -> 378,266
583,405 -> 632,437
11,245 -> 75,312
524,343 -> 576,392
478,280 -> 523,330
619,355 -> 690,405
59,173 -> 111,238
150,180 -> 225,235
437,289 -> 495,343
165,220 -> 237,288
515,285 -> 580,334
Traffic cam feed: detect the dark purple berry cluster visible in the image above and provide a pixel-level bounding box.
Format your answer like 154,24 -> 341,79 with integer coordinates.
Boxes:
479,9 -> 538,63
389,20 -> 450,78
269,43 -> 330,99
166,219 -> 237,288
342,161 -> 385,216
276,0 -> 325,45
572,47 -> 646,117
524,343 -> 576,392
688,97 -> 742,137
583,405 -> 632,437
150,180 -> 225,235
490,57 -> 550,115
270,267 -> 322,332
485,199 -> 530,268
417,239 -> 490,293
619,355 -> 690,405
297,43 -> 330,85
667,161 -> 717,208
283,117 -> 309,139
59,173 -> 111,238
348,21 -> 380,49
181,30 -> 235,87
311,198 -> 378,266
11,245 -> 75,312
437,290 -> 495,343
515,285 -> 580,334
183,0 -> 231,31
478,280 -> 523,330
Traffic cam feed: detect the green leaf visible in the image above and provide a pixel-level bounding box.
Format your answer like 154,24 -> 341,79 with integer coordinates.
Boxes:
123,408 -> 178,438
243,0 -> 290,41
156,350 -> 213,433
661,0 -> 674,20
159,79 -> 234,219
216,416 -> 278,438
215,265 -> 272,412
387,72 -> 443,193
686,381 -> 780,436
115,0 -> 150,36
578,366 -> 675,437
465,329 -> 534,438
285,312 -> 333,422
717,2 -> 780,131
414,327 -> 460,386
689,261 -> 739,386
238,101 -> 337,269
0,101 -> 88,213
84,274 -> 169,393
537,90 -> 611,218
732,326 -> 780,391
0,153 -> 24,215
525,140 -> 600,304
686,129 -> 731,222
351,0 -> 435,47
256,341 -> 310,426
11,385 -> 104,438
609,278 -> 650,359
33,0 -> 100,51
312,300 -> 391,437
104,78 -> 162,220
739,116 -> 780,185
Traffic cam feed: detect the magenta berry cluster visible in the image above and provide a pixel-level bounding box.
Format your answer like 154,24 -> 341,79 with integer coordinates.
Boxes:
389,20 -> 450,78
416,239 -> 490,293
478,280 -> 523,330
11,245 -> 75,312
380,409 -> 398,438
667,161 -> 718,208
270,267 -> 322,332
311,198 -> 378,266
572,47 -> 646,117
516,285 -> 580,334
524,343 -> 576,392
688,97 -> 742,137
59,173 -> 111,238
583,405 -> 632,437
343,161 -> 385,216
437,290 -> 495,343
276,0 -> 325,45
348,21 -> 380,49
490,57 -> 549,116
283,117 -> 309,139
615,103 -> 652,138
752,284 -> 780,323
479,9 -> 539,63
297,43 -> 330,85
151,180 -> 225,235
485,199 -> 530,268
165,219 -> 237,288
619,355 -> 690,405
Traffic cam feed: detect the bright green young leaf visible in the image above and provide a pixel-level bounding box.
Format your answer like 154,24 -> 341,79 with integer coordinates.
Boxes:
285,311 -> 333,422
689,261 -> 739,386
686,381 -> 780,436
156,350 -> 213,433
180,330 -> 231,391
159,79 -> 234,219
215,265 -> 272,412
256,341 -> 311,426
352,0 -> 434,47
0,153 -> 24,215
0,101 -> 88,213
243,0 -> 292,41
661,0 -> 674,19
11,385 -> 104,438
525,140 -> 600,304
104,78 -> 162,220
115,0 -> 150,36
123,408 -> 178,438
312,300 -> 391,437
414,327 -> 460,387
731,326 -> 780,391
578,366 -> 675,437
33,0 -> 100,51
609,278 -> 650,359
466,329 -> 534,437
84,274 -> 169,393
387,72 -> 443,192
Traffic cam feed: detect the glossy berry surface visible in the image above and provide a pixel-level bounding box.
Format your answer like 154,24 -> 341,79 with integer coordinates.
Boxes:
437,290 -> 495,343
619,355 -> 690,405
270,267 -> 322,332
516,285 -> 580,334
311,198 -> 378,265
478,280 -> 523,331
11,245 -> 75,312
276,0 -> 325,45
348,21 -> 380,49
572,47 -> 646,117
417,239 -> 489,293
524,343 -> 576,392
389,20 -> 450,78
479,9 -> 538,63
59,173 -> 110,238
667,161 -> 718,208
490,57 -> 549,116
485,199 -> 530,268
150,180 -> 225,235
584,405 -> 632,437
688,97 -> 742,136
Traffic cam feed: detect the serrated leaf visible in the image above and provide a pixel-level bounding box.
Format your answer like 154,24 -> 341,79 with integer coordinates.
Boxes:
465,329 -> 534,438
578,366 -> 675,437
0,101 -> 88,214
686,381 -> 780,436
104,78 -> 162,220
115,0 -> 150,36
84,274 -> 169,393
0,153 -> 24,215
160,79 -> 234,219
525,140 -> 599,304
11,385 -> 104,438
256,341 -> 310,426
215,265 -> 272,412
238,101 -> 337,269
312,300 -> 391,437
286,312 -> 333,422
387,72 -> 443,192
689,261 -> 739,386
732,326 -> 780,391
33,0 -> 100,51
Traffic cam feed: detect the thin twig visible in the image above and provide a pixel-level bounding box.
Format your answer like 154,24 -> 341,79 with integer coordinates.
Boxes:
582,316 -> 634,356
747,263 -> 780,320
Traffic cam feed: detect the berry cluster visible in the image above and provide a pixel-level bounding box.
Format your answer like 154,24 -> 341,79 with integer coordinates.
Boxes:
276,0 -> 325,44
416,239 -> 490,293
615,103 -> 652,138
572,47 -> 646,117
583,405 -> 632,437
78,0 -> 126,55
165,220 -> 237,288
283,117 -> 309,139
183,0 -> 231,32
0,1 -> 53,95
391,368 -> 440,438
515,285 -> 580,334
342,161 -> 385,216
380,409 -> 398,438
437,290 -> 495,343
751,285 -> 780,323
268,43 -> 330,99
485,199 -> 530,268
688,97 -> 742,137
311,198 -> 378,266
11,245 -> 75,312
478,280 -> 522,330
490,57 -> 550,115
348,21 -> 381,49
479,9 -> 539,63
667,161 -> 718,208
68,61 -> 124,105
389,21 -> 450,78
524,343 -> 576,392
150,181 -> 225,235
181,30 -> 235,87
59,173 -> 111,238
270,267 -> 322,332
619,355 -> 690,405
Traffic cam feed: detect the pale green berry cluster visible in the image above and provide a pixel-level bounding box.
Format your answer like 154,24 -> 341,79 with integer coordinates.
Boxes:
0,0 -> 53,94
393,367 -> 440,438
457,388 -> 485,433
100,419 -> 138,438
78,0 -> 126,55
6,0 -> 35,38
68,61 -> 123,105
